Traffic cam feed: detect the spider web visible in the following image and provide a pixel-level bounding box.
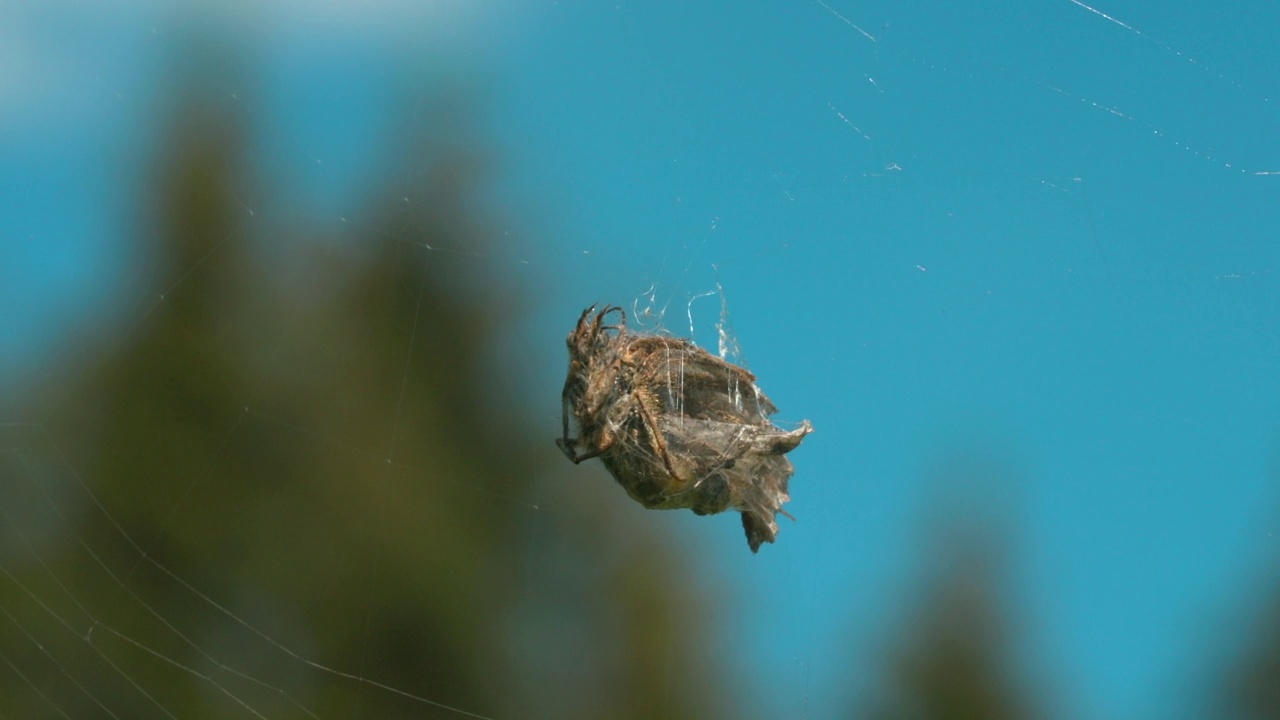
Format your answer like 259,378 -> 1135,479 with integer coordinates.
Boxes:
3,1 -> 1280,719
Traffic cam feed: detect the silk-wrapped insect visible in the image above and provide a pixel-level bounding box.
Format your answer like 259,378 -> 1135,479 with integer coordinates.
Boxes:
556,304 -> 812,552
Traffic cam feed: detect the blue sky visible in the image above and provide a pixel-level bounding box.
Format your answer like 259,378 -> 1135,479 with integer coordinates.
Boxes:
4,1 -> 1280,718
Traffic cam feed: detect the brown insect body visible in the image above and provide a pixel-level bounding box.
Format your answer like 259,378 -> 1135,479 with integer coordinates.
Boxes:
557,305 -> 812,552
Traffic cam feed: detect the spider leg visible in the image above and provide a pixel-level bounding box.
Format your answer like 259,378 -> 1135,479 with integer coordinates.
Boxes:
633,389 -> 680,480
566,416 -> 617,464
557,389 -> 615,464
560,392 -> 573,452
598,305 -> 626,332
557,436 -> 612,463
555,436 -> 578,461
567,436 -> 613,463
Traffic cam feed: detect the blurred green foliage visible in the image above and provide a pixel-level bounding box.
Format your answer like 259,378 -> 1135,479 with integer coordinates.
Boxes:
0,59 -> 728,719
856,529 -> 1043,720
1220,582 -> 1280,719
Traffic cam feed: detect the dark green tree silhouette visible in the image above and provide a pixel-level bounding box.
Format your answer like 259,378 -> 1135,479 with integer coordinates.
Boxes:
0,48 -> 731,720
856,525 -> 1044,720
1221,592 -> 1280,719
1216,451 -> 1280,720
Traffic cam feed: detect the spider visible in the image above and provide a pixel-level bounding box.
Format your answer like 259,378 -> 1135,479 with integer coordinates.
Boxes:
557,304 -> 812,552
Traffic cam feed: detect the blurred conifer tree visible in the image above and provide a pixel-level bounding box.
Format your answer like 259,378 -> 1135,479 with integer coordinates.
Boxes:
0,46 -> 729,720
1216,453 -> 1280,720
1221,595 -> 1280,719
856,528 -> 1044,720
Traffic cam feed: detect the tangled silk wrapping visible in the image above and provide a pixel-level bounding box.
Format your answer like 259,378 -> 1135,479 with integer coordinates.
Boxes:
557,305 -> 812,552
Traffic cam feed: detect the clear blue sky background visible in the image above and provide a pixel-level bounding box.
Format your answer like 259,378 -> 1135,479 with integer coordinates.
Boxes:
4,1 -> 1280,718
